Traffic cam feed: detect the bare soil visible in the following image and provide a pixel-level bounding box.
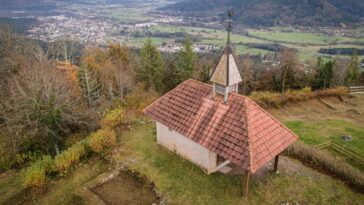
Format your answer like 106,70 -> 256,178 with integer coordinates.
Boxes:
91,170 -> 159,205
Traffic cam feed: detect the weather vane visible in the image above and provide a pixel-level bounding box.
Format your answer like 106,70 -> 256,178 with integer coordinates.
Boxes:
226,9 -> 234,44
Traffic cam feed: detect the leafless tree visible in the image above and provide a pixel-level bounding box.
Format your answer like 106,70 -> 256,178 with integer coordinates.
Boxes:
332,57 -> 349,87
240,55 -> 254,95
1,49 -> 97,154
278,48 -> 299,92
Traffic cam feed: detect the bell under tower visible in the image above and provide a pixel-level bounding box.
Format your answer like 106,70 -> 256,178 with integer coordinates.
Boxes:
210,10 -> 242,103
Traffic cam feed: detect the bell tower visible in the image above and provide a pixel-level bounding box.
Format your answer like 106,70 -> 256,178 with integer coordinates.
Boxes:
210,10 -> 242,103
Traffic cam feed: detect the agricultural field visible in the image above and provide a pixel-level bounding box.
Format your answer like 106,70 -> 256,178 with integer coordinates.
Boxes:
248,30 -> 336,45
137,24 -> 364,61
94,5 -> 364,62
98,5 -> 155,23
247,29 -> 364,45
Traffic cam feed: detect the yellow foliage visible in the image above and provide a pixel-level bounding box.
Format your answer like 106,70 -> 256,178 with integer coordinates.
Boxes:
88,129 -> 116,154
250,87 -> 348,108
124,83 -> 159,112
22,155 -> 53,192
53,143 -> 86,176
316,86 -> 348,97
100,107 -> 127,129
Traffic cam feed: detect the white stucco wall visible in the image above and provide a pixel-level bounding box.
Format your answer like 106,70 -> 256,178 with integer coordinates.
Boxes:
156,122 -> 217,173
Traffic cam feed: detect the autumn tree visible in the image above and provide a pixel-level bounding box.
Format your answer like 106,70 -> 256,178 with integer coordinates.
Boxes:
107,44 -> 134,98
136,39 -> 164,92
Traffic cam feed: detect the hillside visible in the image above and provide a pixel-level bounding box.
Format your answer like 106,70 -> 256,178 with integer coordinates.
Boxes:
162,0 -> 364,27
1,98 -> 364,204
0,0 -> 56,10
0,0 -> 141,9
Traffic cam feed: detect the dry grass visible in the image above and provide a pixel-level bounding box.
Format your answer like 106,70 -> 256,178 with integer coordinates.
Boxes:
250,87 -> 348,108
285,142 -> 364,192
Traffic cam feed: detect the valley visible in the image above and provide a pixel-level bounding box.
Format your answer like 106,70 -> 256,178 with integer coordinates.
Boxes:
1,0 -> 363,62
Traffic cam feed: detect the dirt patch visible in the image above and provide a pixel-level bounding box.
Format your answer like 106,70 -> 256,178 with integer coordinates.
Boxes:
91,170 -> 159,205
227,156 -> 322,182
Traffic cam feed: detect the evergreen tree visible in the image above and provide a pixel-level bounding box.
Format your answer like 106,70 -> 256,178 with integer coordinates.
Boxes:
345,53 -> 360,87
78,65 -> 101,108
137,39 -> 164,92
170,35 -> 196,88
313,59 -> 334,89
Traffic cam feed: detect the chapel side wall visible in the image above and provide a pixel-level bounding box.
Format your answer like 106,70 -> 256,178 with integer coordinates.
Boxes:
156,122 -> 216,173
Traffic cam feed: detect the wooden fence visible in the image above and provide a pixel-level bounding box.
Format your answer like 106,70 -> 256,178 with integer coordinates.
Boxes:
315,141 -> 364,165
349,86 -> 364,94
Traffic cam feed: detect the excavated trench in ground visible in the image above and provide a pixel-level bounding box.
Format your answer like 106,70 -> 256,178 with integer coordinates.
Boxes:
90,170 -> 160,205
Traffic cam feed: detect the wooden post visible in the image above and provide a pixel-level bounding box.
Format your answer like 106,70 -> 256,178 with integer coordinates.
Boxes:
242,171 -> 250,197
274,154 -> 280,173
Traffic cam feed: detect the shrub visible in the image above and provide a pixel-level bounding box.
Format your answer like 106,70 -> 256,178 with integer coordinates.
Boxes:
124,83 -> 158,112
250,87 -> 348,108
54,142 -> 86,176
22,155 -> 53,192
0,150 -> 41,172
100,107 -> 127,129
285,142 -> 364,193
250,91 -> 282,108
88,129 -> 116,154
315,86 -> 348,97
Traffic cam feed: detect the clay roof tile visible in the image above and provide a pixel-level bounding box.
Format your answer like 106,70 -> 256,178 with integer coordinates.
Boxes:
143,79 -> 298,173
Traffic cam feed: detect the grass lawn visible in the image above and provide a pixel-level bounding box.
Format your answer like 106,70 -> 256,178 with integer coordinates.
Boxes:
285,119 -> 364,171
0,161 -> 108,205
285,119 -> 364,155
32,161 -> 108,205
0,171 -> 23,205
114,119 -> 364,205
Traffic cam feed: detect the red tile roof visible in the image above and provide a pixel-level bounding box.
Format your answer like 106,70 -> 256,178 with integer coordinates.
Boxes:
143,79 -> 298,173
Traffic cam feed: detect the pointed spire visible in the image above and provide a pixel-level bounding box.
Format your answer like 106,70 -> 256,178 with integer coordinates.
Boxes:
226,9 -> 233,45
210,10 -> 242,103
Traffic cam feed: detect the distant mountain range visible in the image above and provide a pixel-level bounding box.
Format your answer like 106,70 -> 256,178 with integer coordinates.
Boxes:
162,0 -> 364,27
